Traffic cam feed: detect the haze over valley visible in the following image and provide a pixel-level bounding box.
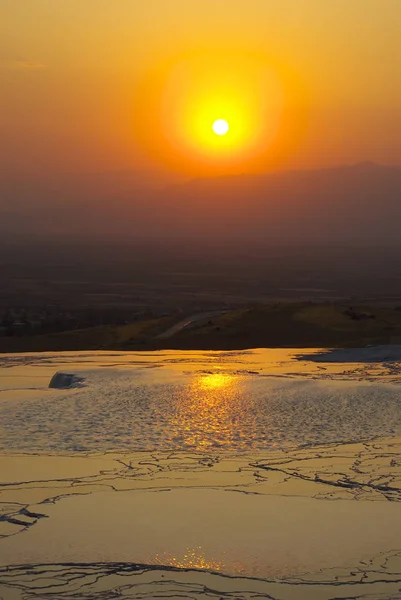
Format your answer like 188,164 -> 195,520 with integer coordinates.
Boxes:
1,163 -> 400,244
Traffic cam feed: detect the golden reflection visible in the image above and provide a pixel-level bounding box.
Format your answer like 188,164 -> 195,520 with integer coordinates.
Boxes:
154,546 -> 224,571
198,373 -> 234,390
169,372 -> 244,450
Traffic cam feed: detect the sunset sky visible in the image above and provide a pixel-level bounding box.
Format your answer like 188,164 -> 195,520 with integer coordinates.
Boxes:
1,0 -> 400,182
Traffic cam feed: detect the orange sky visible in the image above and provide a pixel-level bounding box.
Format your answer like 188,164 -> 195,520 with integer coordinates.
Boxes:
1,0 -> 400,180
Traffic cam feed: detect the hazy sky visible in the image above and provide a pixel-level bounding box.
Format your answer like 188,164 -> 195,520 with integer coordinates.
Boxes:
1,0 -> 400,181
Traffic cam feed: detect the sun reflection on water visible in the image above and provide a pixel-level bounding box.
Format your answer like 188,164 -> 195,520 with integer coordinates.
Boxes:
169,372 -> 246,450
154,546 -> 225,571
197,373 -> 235,390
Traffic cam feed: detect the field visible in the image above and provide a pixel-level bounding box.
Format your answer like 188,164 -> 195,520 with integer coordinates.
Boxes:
2,302 -> 401,352
2,242 -> 401,352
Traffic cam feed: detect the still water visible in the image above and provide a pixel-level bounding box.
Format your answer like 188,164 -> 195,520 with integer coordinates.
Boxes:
1,349 -> 400,453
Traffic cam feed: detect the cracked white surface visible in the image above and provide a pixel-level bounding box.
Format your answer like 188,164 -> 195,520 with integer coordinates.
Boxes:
1,348 -> 401,599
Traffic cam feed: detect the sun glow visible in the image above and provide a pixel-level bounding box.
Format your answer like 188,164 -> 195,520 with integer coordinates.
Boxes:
212,119 -> 229,136
133,49 -> 305,175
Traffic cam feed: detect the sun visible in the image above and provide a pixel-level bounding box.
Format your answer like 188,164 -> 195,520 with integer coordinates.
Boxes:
212,119 -> 229,136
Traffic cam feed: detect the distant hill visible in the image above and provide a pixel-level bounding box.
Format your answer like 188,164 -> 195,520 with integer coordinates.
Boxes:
2,303 -> 401,353
1,163 -> 400,245
145,303 -> 401,351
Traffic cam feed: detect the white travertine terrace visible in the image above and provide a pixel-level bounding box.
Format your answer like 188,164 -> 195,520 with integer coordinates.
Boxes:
1,347 -> 401,599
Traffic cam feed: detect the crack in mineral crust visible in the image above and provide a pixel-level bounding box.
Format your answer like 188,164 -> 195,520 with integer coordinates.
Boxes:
1,440 -> 401,600
1,552 -> 401,600
1,438 -> 401,540
1,349 -> 401,599
0,454 -> 399,596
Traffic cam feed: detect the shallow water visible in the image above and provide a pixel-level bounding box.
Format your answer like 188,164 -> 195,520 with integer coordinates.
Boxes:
5,488 -> 401,576
1,349 -> 401,453
1,349 -> 401,599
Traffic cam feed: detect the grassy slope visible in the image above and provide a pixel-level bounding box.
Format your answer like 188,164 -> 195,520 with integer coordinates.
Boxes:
2,304 -> 401,353
0,317 -> 173,353
145,304 -> 401,350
